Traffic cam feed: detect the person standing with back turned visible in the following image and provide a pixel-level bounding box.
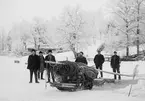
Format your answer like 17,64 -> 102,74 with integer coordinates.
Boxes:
94,50 -> 105,78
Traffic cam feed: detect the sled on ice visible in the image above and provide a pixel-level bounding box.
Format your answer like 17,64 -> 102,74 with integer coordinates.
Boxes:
44,61 -> 138,91
44,61 -> 116,91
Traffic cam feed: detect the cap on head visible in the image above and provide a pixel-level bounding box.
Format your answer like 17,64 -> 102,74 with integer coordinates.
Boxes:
114,51 -> 117,53
39,51 -> 43,54
31,49 -> 36,52
80,51 -> 84,55
97,50 -> 101,52
48,49 -> 52,53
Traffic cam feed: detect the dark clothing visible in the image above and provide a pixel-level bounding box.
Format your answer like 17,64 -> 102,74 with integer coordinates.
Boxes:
111,55 -> 120,67
113,66 -> 121,80
111,55 -> 121,80
47,67 -> 55,82
38,71 -> 44,79
94,54 -> 105,77
38,55 -> 45,79
96,65 -> 103,77
45,54 -> 56,82
94,54 -> 105,67
27,54 -> 40,83
29,69 -> 38,82
39,55 -> 45,72
45,54 -> 56,61
27,54 -> 40,70
75,56 -> 88,65
45,54 -> 56,68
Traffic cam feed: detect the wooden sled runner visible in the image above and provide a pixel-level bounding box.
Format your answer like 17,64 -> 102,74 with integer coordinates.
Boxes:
44,61 -> 139,91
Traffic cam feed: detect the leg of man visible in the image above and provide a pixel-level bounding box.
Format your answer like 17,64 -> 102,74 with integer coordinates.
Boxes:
95,65 -> 100,77
117,67 -> 121,80
113,67 -> 117,79
37,70 -> 40,79
41,71 -> 44,79
34,70 -> 39,83
47,68 -> 51,82
50,67 -> 55,82
95,65 -> 99,69
29,69 -> 33,83
99,65 -> 103,78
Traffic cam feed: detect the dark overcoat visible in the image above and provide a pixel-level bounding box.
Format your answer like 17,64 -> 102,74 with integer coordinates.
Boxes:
111,55 -> 120,68
45,54 -> 56,68
94,54 -> 105,67
75,56 -> 88,65
39,55 -> 45,72
27,54 -> 40,71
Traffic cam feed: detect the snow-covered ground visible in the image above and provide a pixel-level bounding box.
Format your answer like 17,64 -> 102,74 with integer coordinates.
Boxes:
0,55 -> 145,101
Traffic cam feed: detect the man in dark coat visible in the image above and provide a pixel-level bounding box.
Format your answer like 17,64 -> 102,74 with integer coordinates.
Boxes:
75,52 -> 88,65
111,51 -> 121,80
94,50 -> 105,78
27,49 -> 40,83
45,49 -> 56,83
38,51 -> 45,80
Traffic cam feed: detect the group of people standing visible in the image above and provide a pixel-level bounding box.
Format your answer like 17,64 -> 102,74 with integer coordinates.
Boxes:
27,49 -> 121,83
75,50 -> 121,80
27,49 -> 56,83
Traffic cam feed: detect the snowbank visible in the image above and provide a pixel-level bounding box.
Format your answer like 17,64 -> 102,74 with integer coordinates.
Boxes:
0,56 -> 145,101
114,79 -> 145,98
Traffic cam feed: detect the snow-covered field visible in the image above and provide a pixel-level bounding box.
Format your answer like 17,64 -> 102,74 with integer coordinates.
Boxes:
0,54 -> 145,101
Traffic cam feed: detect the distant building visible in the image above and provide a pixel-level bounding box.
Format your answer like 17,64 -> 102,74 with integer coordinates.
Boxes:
27,44 -> 63,54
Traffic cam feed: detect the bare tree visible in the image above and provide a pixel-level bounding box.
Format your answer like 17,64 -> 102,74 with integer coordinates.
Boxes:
20,34 -> 31,50
6,34 -> 12,51
31,18 -> 49,50
58,6 -> 85,58
113,0 -> 136,56
99,20 -> 122,52
0,28 -> 6,52
132,0 -> 145,55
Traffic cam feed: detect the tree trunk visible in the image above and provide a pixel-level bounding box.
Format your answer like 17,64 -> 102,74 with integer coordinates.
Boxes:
137,3 -> 140,56
33,37 -> 37,49
126,24 -> 129,57
38,45 -> 40,50
137,35 -> 139,55
126,46 -> 129,57
70,44 -> 77,59
72,50 -> 77,59
137,23 -> 140,56
23,42 -> 27,50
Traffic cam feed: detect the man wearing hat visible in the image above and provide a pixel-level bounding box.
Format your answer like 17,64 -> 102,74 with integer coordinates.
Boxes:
38,51 -> 45,80
75,51 -> 88,65
27,49 -> 40,83
111,51 -> 121,80
93,50 -> 105,78
45,49 -> 56,83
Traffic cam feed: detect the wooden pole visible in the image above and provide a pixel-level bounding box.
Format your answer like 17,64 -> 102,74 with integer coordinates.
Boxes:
128,65 -> 139,97
44,69 -> 48,89
90,65 -> 134,77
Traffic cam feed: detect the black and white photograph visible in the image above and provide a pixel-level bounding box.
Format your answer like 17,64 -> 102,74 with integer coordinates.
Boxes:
0,0 -> 145,101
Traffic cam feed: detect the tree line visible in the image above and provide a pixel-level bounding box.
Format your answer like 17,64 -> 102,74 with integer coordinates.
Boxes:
0,0 -> 145,57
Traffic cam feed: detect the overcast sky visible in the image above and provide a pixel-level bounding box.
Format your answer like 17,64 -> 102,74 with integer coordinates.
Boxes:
0,0 -> 113,32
